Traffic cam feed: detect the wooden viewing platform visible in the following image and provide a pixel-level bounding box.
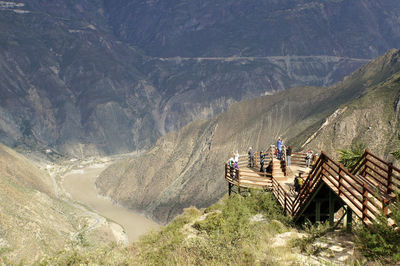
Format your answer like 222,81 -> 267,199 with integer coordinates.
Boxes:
224,147 -> 400,228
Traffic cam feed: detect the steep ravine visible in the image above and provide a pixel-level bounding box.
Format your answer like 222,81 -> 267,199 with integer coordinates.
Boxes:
2,0 -> 396,156
96,50 -> 400,224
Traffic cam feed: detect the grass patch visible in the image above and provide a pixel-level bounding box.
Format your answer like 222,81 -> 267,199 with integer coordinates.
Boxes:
31,189 -> 297,264
290,221 -> 331,256
134,190 -> 292,265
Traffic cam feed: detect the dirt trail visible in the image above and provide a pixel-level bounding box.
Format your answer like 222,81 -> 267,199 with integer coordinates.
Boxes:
62,163 -> 160,243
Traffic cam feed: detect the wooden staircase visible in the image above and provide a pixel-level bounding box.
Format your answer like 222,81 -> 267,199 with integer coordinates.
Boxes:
225,148 -> 400,227
272,158 -> 286,181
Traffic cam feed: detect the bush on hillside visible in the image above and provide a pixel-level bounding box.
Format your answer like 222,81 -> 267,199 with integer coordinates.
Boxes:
355,196 -> 400,263
338,143 -> 365,169
34,190 -> 292,265
137,190 -> 291,265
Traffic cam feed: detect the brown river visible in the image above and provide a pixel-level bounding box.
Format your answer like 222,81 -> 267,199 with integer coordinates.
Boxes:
63,163 -> 160,243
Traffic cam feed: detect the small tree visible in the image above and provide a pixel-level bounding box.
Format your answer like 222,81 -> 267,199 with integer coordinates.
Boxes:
338,143 -> 365,169
356,195 -> 400,263
391,150 -> 400,160
390,140 -> 400,160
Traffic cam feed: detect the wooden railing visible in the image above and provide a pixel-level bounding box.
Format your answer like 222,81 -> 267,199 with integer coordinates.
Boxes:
244,151 -> 273,169
291,152 -> 307,167
272,177 -> 293,214
225,148 -> 397,226
351,150 -> 400,196
290,154 -> 325,216
225,162 -> 272,189
291,151 -> 395,224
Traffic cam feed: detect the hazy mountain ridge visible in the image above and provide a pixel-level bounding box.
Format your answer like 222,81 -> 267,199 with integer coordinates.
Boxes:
97,49 -> 400,223
0,0 -> 395,155
105,0 -> 400,58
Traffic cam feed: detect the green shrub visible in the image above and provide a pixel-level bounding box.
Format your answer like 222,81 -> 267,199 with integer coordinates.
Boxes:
355,196 -> 400,263
338,143 -> 365,169
193,212 -> 225,233
34,242 -> 131,265
34,191 -> 293,265
291,220 -> 331,256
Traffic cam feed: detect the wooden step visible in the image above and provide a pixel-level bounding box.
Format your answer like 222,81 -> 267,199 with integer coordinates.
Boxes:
240,176 -> 271,183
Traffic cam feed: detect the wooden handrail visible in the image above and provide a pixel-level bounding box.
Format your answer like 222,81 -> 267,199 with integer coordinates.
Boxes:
350,150 -> 368,174
225,148 -> 398,226
365,150 -> 390,165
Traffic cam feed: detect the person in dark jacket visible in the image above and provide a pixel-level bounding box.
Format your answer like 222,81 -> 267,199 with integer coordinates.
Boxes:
286,145 -> 292,166
259,151 -> 265,172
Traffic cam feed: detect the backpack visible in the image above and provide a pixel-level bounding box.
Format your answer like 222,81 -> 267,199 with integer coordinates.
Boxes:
298,177 -> 303,186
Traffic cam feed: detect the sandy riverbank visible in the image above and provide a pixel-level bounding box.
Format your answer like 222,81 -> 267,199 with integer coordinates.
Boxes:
63,163 -> 160,243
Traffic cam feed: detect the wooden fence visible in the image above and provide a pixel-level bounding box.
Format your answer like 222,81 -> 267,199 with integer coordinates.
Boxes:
225,148 -> 398,226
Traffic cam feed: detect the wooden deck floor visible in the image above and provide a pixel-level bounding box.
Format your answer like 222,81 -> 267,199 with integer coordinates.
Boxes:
237,163 -> 311,197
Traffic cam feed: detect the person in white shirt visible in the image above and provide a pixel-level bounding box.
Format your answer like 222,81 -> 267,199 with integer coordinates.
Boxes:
234,150 -> 239,164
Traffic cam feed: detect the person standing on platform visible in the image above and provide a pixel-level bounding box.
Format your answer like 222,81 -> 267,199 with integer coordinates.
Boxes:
259,151 -> 265,172
248,147 -> 255,168
277,137 -> 283,160
233,160 -> 239,180
306,150 -> 313,168
286,145 -> 292,166
234,150 -> 239,164
294,176 -> 300,193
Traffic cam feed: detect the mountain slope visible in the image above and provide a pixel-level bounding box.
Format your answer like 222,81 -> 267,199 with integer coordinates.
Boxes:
0,144 -> 76,261
96,49 -> 400,223
0,144 -> 118,262
105,0 -> 400,58
0,0 -> 394,156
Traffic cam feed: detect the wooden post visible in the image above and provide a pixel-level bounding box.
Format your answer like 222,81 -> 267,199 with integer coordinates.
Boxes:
284,192 -> 287,215
383,198 -> 389,217
362,183 -> 367,223
237,169 -> 240,187
361,154 -> 368,177
387,162 -> 393,195
315,200 -> 321,222
329,190 -> 334,227
344,205 -> 353,232
228,183 -> 232,196
338,164 -> 342,196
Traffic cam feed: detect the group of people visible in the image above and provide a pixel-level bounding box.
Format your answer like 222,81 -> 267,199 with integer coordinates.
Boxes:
226,143 -> 318,193
247,147 -> 270,173
227,141 -> 316,174
228,151 -> 240,169
275,137 -> 293,164
228,151 -> 240,180
244,137 -> 294,171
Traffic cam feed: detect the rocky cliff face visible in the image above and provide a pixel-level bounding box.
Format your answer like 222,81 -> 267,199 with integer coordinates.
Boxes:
105,0 -> 400,58
1,0 -> 398,155
96,50 -> 400,223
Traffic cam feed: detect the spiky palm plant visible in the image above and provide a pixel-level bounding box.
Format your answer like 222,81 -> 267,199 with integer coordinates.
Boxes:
391,150 -> 400,160
338,143 -> 365,169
